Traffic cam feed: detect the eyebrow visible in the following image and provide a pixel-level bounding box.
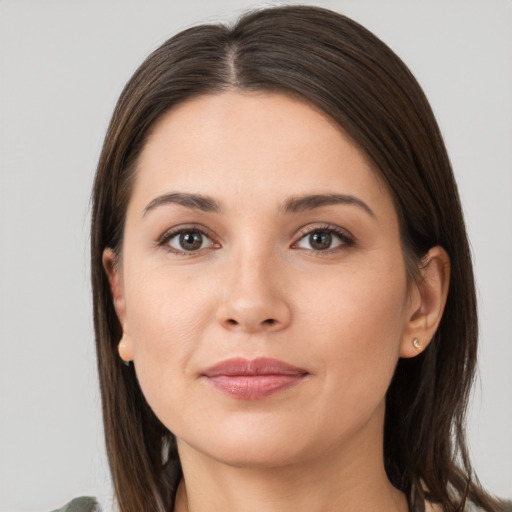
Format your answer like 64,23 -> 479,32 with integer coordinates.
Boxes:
281,193 -> 375,218
143,192 -> 221,216
142,191 -> 375,219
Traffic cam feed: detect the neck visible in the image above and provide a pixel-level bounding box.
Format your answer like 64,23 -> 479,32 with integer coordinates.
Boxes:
174,405 -> 408,512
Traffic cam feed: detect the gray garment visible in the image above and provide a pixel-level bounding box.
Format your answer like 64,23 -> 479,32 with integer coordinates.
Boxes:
51,496 -> 512,512
51,497 -> 99,512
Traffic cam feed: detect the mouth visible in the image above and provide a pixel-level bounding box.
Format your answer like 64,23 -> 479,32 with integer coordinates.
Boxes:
201,357 -> 309,400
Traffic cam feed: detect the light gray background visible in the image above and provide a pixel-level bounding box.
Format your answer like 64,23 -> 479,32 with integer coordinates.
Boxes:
0,1 -> 511,511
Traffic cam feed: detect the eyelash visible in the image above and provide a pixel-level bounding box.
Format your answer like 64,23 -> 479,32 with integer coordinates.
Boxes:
157,223 -> 355,256
157,224 -> 219,256
292,224 -> 355,255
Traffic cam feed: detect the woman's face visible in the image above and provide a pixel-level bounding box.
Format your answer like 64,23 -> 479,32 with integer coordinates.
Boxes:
105,91 -> 424,468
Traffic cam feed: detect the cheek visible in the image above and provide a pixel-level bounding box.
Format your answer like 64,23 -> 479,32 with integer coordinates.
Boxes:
299,256 -> 408,339
296,260 -> 408,406
123,265 -> 216,398
127,261 -> 214,339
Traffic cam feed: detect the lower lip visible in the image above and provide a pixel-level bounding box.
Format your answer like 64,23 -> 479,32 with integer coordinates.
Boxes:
205,374 -> 306,400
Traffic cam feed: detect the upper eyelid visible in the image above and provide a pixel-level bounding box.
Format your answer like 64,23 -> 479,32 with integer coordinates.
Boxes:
157,224 -> 217,245
290,225 -> 356,255
293,223 -> 355,242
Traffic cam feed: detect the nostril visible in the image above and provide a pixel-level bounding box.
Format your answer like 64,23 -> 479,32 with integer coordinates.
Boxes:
226,319 -> 239,326
263,318 -> 276,326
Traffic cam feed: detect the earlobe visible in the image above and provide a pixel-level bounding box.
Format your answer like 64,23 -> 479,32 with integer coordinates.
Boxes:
400,246 -> 450,358
118,335 -> 134,365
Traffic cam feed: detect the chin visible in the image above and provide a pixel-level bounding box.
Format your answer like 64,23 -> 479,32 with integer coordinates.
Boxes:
188,435 -> 312,469
174,412 -> 345,470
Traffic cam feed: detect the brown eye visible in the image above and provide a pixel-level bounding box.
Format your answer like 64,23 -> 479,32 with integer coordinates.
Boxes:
180,231 -> 203,250
294,228 -> 348,252
167,229 -> 210,252
309,231 -> 333,251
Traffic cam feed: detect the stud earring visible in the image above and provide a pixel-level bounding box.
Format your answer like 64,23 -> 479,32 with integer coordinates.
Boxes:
412,338 -> 421,350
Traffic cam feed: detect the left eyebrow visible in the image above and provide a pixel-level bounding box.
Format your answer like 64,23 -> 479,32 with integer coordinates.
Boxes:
281,193 -> 376,218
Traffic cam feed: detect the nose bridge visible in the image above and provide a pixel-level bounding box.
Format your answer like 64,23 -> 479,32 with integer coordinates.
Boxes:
217,237 -> 291,333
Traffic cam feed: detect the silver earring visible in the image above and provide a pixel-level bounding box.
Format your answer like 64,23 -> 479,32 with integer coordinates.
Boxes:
413,338 -> 421,350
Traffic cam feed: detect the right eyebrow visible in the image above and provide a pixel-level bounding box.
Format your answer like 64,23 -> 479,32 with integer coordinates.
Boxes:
142,192 -> 221,217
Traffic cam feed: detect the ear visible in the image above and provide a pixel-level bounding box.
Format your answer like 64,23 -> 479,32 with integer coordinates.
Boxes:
102,248 -> 134,362
102,248 -> 126,326
400,246 -> 450,358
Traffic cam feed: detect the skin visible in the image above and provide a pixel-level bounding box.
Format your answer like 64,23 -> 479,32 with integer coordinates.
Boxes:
104,91 -> 450,512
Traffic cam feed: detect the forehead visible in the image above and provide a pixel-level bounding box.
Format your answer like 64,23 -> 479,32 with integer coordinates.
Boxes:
131,91 -> 392,215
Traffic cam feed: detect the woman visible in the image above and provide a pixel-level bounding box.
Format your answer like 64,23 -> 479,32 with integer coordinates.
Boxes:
56,5 -> 507,512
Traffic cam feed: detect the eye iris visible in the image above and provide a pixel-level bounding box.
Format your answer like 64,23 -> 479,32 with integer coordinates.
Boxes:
179,231 -> 203,250
310,231 -> 332,250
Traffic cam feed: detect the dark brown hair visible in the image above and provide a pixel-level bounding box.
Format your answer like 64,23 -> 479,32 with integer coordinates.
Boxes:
91,5 -> 500,512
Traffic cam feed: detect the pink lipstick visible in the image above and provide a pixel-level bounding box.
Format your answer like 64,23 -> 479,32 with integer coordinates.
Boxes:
201,357 -> 308,400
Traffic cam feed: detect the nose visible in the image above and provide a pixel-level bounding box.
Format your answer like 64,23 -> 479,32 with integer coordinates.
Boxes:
216,251 -> 292,334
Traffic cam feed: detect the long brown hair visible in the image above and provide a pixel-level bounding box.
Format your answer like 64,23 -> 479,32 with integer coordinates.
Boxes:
90,5 -> 501,512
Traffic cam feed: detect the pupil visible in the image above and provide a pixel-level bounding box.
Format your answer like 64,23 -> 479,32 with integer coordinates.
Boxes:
180,231 -> 202,250
310,232 -> 332,250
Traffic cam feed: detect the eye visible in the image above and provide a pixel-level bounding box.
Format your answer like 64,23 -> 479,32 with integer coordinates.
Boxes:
162,228 -> 216,253
293,227 -> 353,252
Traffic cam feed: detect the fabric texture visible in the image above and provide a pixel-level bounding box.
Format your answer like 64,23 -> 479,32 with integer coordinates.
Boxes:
50,495 -> 512,511
51,496 -> 100,512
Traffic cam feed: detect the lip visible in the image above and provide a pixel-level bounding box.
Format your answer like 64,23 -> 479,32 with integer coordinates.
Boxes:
201,357 -> 309,400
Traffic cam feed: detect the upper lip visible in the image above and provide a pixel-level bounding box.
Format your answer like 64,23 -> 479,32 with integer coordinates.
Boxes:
202,357 -> 308,377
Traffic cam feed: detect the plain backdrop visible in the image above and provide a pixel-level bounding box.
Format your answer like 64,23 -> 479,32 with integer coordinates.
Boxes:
0,1 -> 511,511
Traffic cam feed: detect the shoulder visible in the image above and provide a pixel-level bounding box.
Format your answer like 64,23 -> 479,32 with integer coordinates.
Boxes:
51,497 -> 100,512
